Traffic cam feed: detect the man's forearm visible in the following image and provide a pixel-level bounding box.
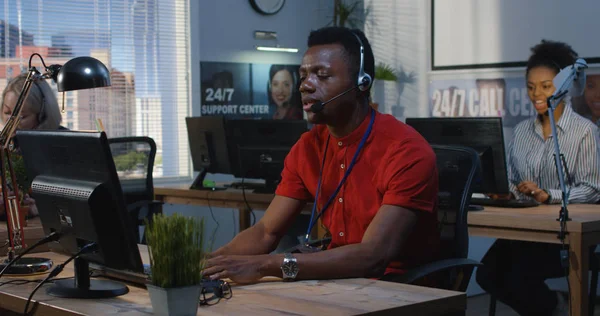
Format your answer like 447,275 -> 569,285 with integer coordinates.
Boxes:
211,222 -> 278,256
261,242 -> 388,280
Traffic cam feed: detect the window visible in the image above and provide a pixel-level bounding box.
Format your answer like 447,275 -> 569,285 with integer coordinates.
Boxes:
0,0 -> 191,180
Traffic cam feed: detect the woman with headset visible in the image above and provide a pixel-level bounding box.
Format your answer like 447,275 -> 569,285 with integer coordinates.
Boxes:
268,64 -> 303,120
1,73 -> 64,130
0,73 -> 65,218
477,40 -> 600,316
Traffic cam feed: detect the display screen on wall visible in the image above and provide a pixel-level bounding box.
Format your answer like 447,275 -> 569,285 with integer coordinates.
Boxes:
431,0 -> 600,70
429,77 -> 531,128
200,61 -> 303,120
428,73 -> 600,143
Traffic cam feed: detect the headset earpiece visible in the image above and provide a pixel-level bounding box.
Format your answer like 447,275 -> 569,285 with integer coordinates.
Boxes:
37,103 -> 46,123
358,73 -> 372,92
351,32 -> 372,92
33,81 -> 46,124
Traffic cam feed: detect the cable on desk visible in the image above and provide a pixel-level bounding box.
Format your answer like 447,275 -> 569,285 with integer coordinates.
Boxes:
23,242 -> 98,316
241,177 -> 256,226
207,191 -> 219,251
0,276 -> 72,288
231,209 -> 237,239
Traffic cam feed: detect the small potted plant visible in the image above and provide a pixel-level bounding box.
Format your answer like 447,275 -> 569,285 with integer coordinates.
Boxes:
371,63 -> 416,117
371,62 -> 398,112
145,213 -> 206,316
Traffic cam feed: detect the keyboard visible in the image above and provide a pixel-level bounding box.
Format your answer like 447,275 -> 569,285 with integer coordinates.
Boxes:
470,197 -> 541,209
89,263 -> 151,286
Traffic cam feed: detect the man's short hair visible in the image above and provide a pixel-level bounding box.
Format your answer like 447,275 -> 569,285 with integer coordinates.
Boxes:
307,27 -> 375,97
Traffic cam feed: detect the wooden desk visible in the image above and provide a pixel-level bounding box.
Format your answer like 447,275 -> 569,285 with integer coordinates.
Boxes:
0,217 -> 48,254
156,187 -> 600,315
155,185 -> 272,232
155,186 -> 322,236
0,250 -> 466,315
468,204 -> 600,316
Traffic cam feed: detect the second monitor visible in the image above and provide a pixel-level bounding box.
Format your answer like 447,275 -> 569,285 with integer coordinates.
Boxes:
405,117 -> 509,195
226,119 -> 308,193
186,116 -> 308,193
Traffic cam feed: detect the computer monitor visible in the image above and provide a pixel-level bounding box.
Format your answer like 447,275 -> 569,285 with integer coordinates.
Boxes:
15,130 -> 144,299
185,116 -> 231,190
225,119 -> 308,194
405,117 -> 509,195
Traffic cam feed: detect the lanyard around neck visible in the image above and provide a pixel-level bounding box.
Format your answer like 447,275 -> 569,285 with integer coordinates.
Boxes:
304,109 -> 376,243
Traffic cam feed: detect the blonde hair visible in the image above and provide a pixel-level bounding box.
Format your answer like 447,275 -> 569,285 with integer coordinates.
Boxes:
1,73 -> 62,130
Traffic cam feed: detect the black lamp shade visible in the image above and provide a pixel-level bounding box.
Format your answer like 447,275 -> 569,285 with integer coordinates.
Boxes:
56,56 -> 111,92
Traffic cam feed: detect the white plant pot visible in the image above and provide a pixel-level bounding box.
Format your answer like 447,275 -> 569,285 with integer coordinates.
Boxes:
147,283 -> 202,316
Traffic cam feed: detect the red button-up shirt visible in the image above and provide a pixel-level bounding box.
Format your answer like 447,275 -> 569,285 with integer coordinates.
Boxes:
275,110 -> 440,275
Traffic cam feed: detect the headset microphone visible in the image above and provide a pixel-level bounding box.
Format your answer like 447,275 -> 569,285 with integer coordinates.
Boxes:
309,84 -> 360,113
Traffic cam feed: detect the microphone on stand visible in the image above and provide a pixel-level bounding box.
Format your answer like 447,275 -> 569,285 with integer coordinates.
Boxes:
551,58 -> 588,99
310,84 -> 361,113
546,58 -> 588,252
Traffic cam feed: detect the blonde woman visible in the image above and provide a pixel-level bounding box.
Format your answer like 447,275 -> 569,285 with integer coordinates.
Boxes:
0,73 -> 65,219
1,73 -> 64,130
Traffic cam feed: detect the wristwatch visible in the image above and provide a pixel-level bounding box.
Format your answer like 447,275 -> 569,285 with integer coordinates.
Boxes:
280,253 -> 299,281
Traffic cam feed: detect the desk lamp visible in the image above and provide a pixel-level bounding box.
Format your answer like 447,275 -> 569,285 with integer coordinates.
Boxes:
0,53 -> 111,275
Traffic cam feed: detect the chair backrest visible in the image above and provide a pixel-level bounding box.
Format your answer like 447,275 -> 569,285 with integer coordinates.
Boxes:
432,144 -> 481,261
108,136 -> 157,204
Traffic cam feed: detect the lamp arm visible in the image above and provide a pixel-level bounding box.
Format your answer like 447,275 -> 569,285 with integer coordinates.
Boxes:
0,69 -> 39,148
0,148 -> 25,260
0,55 -> 48,260
0,68 -> 37,260
28,53 -> 48,69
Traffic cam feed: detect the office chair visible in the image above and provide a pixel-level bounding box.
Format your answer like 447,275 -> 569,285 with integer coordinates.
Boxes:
382,144 -> 482,292
109,136 -> 162,244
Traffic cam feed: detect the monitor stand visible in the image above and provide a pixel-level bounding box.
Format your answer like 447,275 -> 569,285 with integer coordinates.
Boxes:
47,257 -> 129,299
190,168 -> 226,191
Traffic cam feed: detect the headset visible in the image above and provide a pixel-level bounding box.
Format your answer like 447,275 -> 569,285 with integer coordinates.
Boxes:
352,31 -> 372,92
33,80 -> 47,124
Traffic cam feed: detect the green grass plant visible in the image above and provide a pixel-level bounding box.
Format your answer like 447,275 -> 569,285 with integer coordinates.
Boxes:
145,213 -> 206,288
